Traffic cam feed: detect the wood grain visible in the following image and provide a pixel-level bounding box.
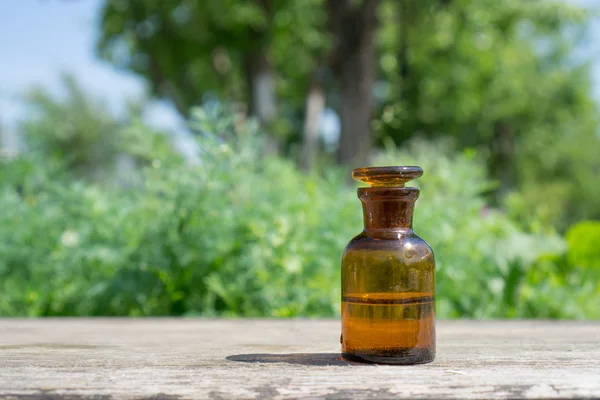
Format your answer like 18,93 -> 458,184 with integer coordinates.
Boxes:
0,319 -> 598,399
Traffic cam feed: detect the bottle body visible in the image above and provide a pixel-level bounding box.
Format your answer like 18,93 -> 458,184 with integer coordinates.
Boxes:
341,231 -> 435,364
341,185 -> 435,364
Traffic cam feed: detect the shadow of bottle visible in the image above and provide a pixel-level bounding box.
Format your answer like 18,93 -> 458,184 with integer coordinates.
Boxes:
226,353 -> 364,367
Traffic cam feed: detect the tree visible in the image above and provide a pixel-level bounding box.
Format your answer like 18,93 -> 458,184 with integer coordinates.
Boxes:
98,0 -> 325,138
375,0 -> 599,227
97,0 -> 600,228
21,74 -> 122,180
20,74 -> 177,182
98,0 -> 387,167
327,0 -> 380,167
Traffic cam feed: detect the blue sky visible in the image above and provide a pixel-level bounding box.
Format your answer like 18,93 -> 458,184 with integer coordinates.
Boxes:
0,0 -> 183,134
1,0 -> 599,142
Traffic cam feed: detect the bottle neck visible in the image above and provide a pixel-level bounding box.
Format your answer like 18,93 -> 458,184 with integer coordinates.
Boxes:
358,187 -> 418,232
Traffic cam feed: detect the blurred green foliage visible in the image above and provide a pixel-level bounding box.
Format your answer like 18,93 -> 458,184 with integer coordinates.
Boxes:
98,0 -> 326,127
566,221 -> 600,271
21,74 -> 179,183
1,105 -> 598,318
376,0 -> 600,230
523,220 -> 600,318
98,0 -> 600,229
22,74 -> 122,181
1,0 -> 598,319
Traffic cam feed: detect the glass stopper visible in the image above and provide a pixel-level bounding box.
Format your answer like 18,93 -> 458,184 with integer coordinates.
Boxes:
352,166 -> 423,187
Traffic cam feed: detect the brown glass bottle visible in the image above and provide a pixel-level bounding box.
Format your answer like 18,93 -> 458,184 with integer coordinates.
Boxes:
341,166 -> 435,365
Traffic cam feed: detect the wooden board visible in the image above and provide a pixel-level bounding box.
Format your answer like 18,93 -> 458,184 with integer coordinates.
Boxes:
0,319 -> 599,399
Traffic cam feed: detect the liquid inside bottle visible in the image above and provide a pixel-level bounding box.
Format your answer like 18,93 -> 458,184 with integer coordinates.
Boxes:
341,166 -> 435,365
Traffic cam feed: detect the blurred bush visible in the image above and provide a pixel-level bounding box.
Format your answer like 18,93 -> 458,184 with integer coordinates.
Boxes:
519,220 -> 600,319
21,74 -> 177,184
2,106 -> 596,318
0,106 -> 355,316
373,140 -> 566,318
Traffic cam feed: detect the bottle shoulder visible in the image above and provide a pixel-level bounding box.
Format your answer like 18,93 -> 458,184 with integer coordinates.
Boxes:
343,230 -> 434,259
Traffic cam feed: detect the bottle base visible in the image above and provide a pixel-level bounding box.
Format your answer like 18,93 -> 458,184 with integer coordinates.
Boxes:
342,348 -> 435,365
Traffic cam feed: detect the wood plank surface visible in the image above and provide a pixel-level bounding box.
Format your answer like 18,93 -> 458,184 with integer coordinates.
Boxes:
0,319 -> 598,399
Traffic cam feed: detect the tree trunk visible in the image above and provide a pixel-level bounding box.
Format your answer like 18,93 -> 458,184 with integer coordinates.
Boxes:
242,0 -> 280,154
244,0 -> 277,127
244,51 -> 277,126
491,121 -> 517,202
398,0 -> 411,97
301,70 -> 326,171
328,0 -> 380,167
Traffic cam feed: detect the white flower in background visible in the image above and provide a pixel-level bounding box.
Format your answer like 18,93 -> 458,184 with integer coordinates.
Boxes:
283,256 -> 302,274
60,230 -> 80,247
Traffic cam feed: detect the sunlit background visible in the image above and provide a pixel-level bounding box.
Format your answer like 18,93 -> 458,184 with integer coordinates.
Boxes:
1,0 -> 599,318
